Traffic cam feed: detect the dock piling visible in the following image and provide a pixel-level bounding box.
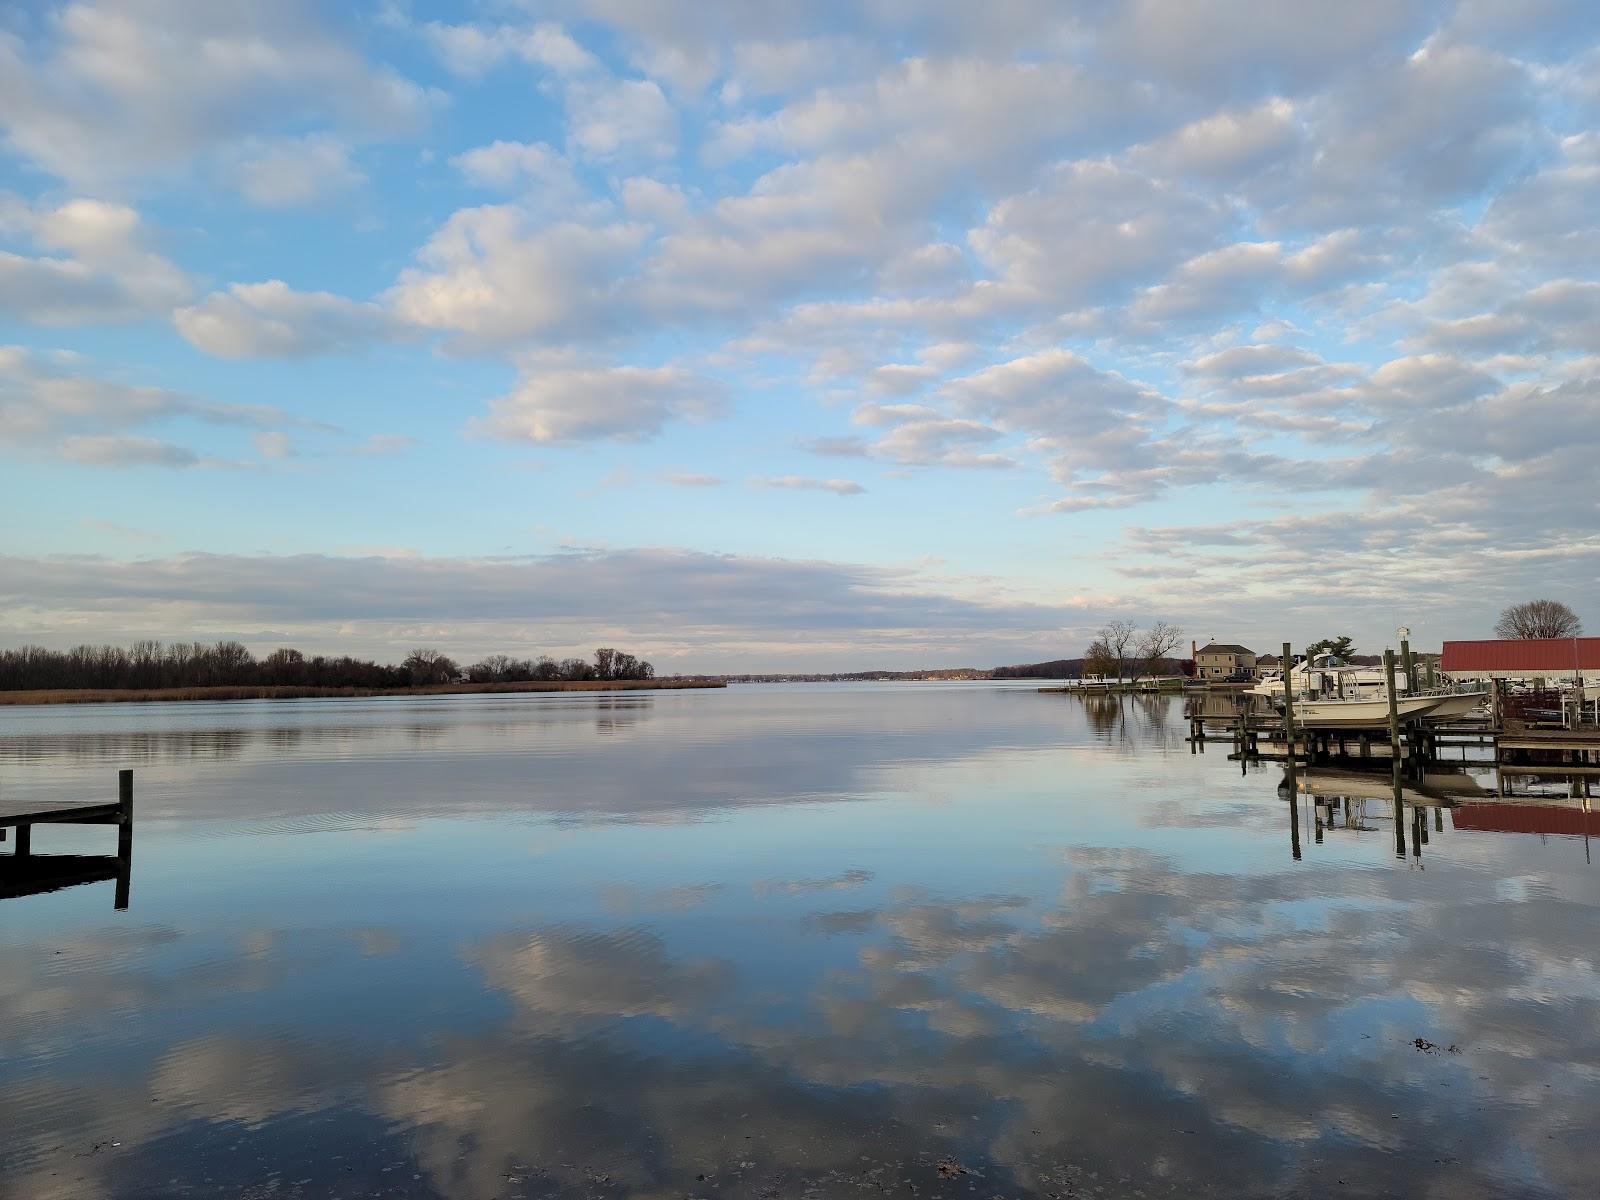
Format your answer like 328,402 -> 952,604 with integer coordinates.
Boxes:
1384,650 -> 1402,760
1281,642 -> 1297,765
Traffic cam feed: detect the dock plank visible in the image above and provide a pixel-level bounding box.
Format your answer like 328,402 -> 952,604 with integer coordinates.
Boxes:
0,800 -> 124,827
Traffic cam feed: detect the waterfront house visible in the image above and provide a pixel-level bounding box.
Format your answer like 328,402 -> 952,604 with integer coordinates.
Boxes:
1194,642 -> 1257,680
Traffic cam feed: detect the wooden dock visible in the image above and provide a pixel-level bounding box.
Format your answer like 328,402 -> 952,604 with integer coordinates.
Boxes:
1,768 -> 134,908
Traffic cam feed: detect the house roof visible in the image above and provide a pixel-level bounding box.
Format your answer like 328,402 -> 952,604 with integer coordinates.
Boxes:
1440,637 -> 1600,673
1196,643 -> 1254,655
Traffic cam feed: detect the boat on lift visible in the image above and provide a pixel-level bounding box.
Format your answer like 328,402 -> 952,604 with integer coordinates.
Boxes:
1249,654 -> 1486,727
1247,654 -> 1407,701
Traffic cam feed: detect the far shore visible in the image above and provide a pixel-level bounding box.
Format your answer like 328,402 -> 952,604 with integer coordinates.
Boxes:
0,679 -> 727,707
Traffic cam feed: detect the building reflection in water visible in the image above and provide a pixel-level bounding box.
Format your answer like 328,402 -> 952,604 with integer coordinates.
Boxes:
1287,763 -> 1596,866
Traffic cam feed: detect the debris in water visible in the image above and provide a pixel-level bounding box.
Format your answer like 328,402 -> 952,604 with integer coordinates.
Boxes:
1413,1037 -> 1461,1055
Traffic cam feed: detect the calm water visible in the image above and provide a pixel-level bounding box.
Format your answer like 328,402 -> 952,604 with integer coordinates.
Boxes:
1,684 -> 1596,1199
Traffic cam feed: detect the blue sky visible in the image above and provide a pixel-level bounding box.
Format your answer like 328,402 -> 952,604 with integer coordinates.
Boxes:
2,0 -> 1598,670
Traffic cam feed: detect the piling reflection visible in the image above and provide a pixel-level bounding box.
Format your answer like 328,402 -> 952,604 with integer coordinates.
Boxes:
0,850 -> 131,909
1287,760 -> 1599,871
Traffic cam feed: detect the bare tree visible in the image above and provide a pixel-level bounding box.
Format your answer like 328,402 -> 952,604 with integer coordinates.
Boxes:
466,653 -> 515,683
402,648 -> 459,685
1082,636 -> 1116,680
1097,620 -> 1139,682
1494,599 -> 1582,640
1132,621 -> 1185,682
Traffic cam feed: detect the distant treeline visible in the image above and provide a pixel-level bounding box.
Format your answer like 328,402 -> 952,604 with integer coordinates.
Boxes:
989,658 -> 1085,679
0,641 -> 655,692
717,655 -> 1192,683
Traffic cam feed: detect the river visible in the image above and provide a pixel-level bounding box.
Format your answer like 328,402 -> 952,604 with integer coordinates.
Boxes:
1,683 -> 1595,1198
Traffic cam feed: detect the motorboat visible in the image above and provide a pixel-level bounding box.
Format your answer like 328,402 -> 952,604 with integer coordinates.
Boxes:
1291,694 -> 1449,727
1249,654 -> 1487,727
1417,690 -> 1490,721
1248,654 -> 1410,702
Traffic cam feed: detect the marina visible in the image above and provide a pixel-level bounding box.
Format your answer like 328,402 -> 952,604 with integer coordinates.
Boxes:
1180,637 -> 1600,778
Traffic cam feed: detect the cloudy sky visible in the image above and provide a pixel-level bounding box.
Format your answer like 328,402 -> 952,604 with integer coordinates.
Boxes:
2,0 -> 1597,670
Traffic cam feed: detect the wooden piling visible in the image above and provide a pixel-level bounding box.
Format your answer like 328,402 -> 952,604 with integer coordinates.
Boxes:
116,768 -> 133,909
1400,638 -> 1414,697
1391,762 -> 1406,859
1281,642 -> 1297,764
1384,649 -> 1402,762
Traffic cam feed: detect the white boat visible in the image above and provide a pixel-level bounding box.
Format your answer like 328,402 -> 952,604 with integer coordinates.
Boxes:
1290,694 -> 1448,728
1250,653 -> 1487,727
1418,690 -> 1489,721
1248,655 -> 1411,701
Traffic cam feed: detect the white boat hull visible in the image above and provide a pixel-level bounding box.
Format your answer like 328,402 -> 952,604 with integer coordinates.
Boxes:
1420,692 -> 1489,721
1290,696 -> 1445,727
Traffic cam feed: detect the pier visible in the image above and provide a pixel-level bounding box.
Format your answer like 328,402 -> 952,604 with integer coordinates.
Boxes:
1184,639 -> 1600,778
1,768 -> 134,909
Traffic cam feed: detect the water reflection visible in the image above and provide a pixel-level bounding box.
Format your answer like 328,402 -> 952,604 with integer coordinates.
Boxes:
0,694 -> 657,766
2,687 -> 1597,1199
1290,762 -> 1598,868
0,851 -> 131,908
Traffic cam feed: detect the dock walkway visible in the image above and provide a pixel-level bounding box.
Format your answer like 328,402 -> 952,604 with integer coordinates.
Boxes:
1,769 -> 134,908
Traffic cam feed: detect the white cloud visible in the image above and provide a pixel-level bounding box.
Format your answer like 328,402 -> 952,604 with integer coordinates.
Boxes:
0,547 -> 1090,669
567,78 -> 679,161
225,134 -> 363,208
1131,99 -> 1300,179
970,161 -> 1225,308
58,434 -> 200,468
0,0 -> 434,185
0,196 -> 190,324
419,19 -> 598,78
0,345 -> 281,440
472,364 -> 727,444
619,177 -> 693,227
175,281 -> 402,358
1101,0 -> 1436,99
388,209 -> 649,348
750,475 -> 866,495
450,141 -> 580,197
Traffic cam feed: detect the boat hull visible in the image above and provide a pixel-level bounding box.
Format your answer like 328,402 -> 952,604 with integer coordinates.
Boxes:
1291,696 -> 1445,728
1420,692 -> 1489,721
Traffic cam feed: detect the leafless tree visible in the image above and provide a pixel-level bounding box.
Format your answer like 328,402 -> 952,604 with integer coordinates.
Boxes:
1133,621 -> 1185,682
1097,620 -> 1139,682
1494,599 -> 1582,639
1082,636 -> 1117,680
402,648 -> 459,685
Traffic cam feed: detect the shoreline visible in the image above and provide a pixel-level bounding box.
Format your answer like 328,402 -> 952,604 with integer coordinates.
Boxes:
0,679 -> 727,707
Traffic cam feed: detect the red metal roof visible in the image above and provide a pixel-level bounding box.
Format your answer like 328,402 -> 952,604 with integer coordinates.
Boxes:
1440,638 -> 1600,673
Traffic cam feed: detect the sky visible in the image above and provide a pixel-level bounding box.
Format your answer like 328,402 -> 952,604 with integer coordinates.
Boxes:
1,0 -> 1598,672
